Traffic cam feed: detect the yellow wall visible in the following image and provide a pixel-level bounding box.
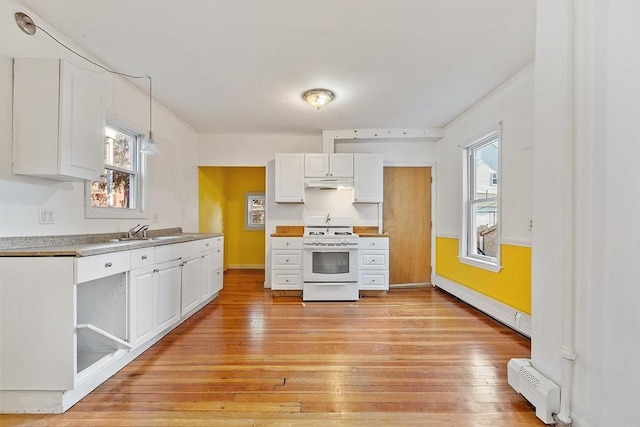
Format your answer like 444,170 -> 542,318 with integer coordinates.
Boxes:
435,237 -> 531,314
198,167 -> 265,268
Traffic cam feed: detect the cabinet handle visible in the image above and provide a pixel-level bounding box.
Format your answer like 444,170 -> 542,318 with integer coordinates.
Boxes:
285,242 -> 289,246
105,262 -> 112,268
217,249 -> 221,253
153,269 -> 160,273
285,279 -> 289,282
205,243 -> 210,247
141,255 -> 147,260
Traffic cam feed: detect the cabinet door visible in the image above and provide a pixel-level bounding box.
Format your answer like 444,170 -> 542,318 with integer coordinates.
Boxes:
181,256 -> 201,316
155,261 -> 181,332
59,61 -> 105,181
304,153 -> 329,177
329,153 -> 354,177
212,268 -> 223,294
354,153 -> 383,203
275,153 -> 305,203
201,252 -> 213,300
129,266 -> 155,347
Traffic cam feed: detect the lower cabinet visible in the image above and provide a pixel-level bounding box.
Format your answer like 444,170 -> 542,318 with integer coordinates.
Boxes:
359,237 -> 390,291
0,234 -> 223,414
271,237 -> 303,290
130,259 -> 181,348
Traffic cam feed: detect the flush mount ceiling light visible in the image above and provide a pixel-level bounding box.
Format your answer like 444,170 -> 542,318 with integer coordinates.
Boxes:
302,89 -> 335,110
14,11 -> 160,156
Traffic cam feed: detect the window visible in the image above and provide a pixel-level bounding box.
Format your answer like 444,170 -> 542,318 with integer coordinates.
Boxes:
245,193 -> 265,230
85,121 -> 146,219
461,125 -> 501,272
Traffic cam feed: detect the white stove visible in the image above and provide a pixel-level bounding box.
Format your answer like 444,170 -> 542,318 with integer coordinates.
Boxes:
302,215 -> 359,301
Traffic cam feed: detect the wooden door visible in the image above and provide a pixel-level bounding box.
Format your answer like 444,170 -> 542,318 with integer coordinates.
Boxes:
383,167 -> 431,285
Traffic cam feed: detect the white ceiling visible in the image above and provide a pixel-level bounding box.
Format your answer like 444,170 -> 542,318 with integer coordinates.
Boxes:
7,0 -> 536,134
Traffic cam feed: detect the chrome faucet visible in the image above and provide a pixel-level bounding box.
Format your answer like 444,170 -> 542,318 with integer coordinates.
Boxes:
325,214 -> 331,224
128,224 -> 149,239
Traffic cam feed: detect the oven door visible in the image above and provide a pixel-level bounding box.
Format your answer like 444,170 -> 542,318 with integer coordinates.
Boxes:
303,246 -> 358,283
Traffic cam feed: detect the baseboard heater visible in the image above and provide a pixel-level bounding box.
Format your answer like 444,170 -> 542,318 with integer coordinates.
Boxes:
507,358 -> 560,424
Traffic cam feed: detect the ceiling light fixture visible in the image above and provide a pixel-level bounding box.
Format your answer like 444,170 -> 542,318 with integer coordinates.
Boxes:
302,89 -> 335,110
14,12 -> 160,156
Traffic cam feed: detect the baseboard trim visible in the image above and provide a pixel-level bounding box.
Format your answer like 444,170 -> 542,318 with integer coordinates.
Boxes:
227,264 -> 265,270
433,274 -> 531,337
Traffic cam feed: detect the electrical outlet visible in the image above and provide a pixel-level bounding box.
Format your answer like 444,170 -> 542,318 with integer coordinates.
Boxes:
152,213 -> 158,223
38,208 -> 55,224
529,219 -> 533,231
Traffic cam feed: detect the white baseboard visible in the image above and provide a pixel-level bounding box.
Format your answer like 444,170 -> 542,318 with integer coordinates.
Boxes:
433,274 -> 531,337
227,264 -> 265,270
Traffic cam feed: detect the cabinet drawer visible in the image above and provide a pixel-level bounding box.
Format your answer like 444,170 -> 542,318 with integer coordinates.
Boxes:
272,238 -> 302,250
360,251 -> 389,269
200,238 -> 215,252
155,243 -> 182,264
212,246 -> 223,270
360,271 -> 389,290
182,240 -> 201,259
358,238 -> 389,250
272,250 -> 302,269
130,247 -> 155,270
76,251 -> 130,283
303,282 -> 358,301
271,270 -> 303,290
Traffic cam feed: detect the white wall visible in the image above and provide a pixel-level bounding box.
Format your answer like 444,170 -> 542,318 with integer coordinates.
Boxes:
0,1 -> 198,237
436,65 -> 534,245
532,1 -> 640,426
335,139 -> 437,166
198,133 -> 322,166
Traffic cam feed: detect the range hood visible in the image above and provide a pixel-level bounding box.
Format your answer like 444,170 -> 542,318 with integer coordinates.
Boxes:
304,177 -> 354,190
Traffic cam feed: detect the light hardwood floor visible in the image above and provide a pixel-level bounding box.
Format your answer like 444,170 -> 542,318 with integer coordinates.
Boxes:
1,269 -> 542,426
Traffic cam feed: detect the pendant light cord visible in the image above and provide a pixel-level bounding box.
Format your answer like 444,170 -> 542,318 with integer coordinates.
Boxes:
33,23 -> 148,81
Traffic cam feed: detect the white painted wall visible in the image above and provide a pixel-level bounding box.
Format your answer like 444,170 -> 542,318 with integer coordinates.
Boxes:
0,1 -> 198,237
335,139 -> 437,166
532,1 -> 640,426
436,65 -> 534,246
198,133 -> 322,166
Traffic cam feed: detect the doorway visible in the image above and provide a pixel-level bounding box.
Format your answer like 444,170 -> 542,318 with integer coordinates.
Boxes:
383,167 -> 432,285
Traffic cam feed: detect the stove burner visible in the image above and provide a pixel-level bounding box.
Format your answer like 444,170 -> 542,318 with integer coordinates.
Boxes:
334,232 -> 352,235
309,231 -> 325,235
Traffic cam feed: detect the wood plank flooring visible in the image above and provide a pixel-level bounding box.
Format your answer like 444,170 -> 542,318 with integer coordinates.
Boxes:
1,269 -> 542,426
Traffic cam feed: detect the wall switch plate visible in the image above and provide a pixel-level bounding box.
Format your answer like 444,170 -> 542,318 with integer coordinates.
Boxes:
152,213 -> 158,223
38,208 -> 55,224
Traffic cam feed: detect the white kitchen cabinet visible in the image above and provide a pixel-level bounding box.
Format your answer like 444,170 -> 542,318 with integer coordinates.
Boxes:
129,257 -> 181,349
129,265 -> 155,348
271,237 -> 303,290
353,153 -> 384,203
211,236 -> 224,294
304,153 -> 354,178
180,257 -> 201,316
358,237 -> 390,291
154,259 -> 182,331
12,58 -> 105,181
275,153 -> 305,203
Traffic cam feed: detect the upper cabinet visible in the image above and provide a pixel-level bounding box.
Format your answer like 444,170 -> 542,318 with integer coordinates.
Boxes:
304,153 -> 354,178
275,153 -> 305,203
13,58 -> 105,182
353,153 -> 383,203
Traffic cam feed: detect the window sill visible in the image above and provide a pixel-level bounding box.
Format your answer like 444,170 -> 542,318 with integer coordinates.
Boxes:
458,255 -> 502,273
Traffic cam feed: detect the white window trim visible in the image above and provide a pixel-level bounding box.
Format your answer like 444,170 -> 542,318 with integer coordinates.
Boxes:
245,192 -> 265,230
85,119 -> 148,219
459,122 -> 502,273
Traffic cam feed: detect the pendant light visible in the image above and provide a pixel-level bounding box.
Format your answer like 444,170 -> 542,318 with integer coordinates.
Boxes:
141,76 -> 160,155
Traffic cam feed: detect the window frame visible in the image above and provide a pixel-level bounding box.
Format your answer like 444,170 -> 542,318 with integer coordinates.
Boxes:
85,119 -> 148,219
459,123 -> 502,272
245,192 -> 265,230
